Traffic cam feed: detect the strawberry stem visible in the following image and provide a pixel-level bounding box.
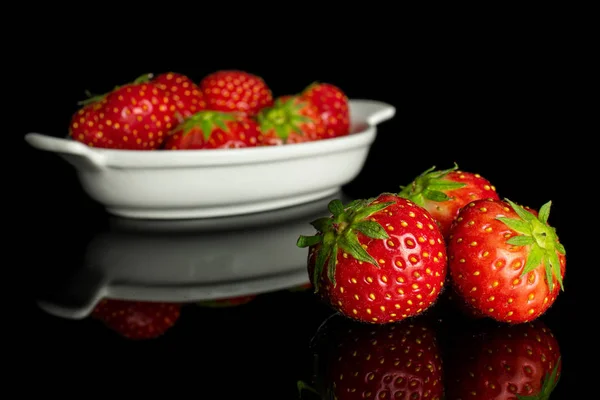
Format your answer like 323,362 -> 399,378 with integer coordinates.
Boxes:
398,162 -> 466,206
178,110 -> 236,140
497,199 -> 566,292
76,73 -> 154,106
296,197 -> 394,292
256,96 -> 313,141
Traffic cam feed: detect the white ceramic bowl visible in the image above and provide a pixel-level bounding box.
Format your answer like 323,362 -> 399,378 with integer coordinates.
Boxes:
25,99 -> 395,219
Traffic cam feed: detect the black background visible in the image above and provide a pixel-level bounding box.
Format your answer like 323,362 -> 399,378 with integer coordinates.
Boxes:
15,11 -> 588,398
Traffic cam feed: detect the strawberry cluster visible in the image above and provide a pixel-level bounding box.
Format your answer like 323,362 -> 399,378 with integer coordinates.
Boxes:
69,70 -> 351,150
297,163 -> 566,326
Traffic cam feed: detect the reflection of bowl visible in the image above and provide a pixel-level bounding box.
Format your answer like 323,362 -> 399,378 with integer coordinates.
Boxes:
25,100 -> 395,220
36,191 -> 353,319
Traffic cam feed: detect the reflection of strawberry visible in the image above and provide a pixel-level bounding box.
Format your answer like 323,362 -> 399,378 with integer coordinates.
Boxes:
257,95 -> 326,145
288,282 -> 313,292
91,299 -> 181,340
200,70 -> 273,117
197,294 -> 256,308
163,110 -> 262,150
153,72 -> 207,122
445,319 -> 562,399
300,82 -> 350,138
309,314 -> 444,399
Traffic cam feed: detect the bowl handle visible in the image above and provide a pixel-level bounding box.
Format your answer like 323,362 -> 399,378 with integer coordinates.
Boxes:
350,100 -> 397,126
24,133 -> 106,171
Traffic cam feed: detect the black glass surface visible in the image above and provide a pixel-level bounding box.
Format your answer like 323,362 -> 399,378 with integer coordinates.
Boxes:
21,59 -> 582,398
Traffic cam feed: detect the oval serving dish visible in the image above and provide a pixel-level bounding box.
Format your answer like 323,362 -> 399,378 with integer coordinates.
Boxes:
25,99 -> 395,219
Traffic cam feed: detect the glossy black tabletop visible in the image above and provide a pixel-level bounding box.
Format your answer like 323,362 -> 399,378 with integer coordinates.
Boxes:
20,57 -> 584,398
25,183 -> 581,398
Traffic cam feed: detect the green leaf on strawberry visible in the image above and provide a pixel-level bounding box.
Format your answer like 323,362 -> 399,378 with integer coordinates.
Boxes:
296,198 -> 394,291
398,163 -> 467,205
178,111 -> 236,140
497,199 -> 566,292
77,73 -> 154,106
256,97 -> 313,140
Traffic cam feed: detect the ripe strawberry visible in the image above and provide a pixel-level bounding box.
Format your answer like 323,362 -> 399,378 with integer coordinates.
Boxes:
69,99 -> 111,148
70,74 -> 177,150
91,299 -> 181,340
199,69 -> 273,117
447,198 -> 566,324
307,313 -> 444,399
398,163 -> 500,240
445,319 -> 562,399
162,110 -> 262,150
256,95 -> 326,145
296,194 -> 447,324
196,294 -> 256,307
300,81 -> 350,138
153,72 -> 207,122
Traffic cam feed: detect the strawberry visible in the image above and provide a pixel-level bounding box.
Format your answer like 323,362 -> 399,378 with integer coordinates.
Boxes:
256,95 -> 326,145
307,313 -> 444,399
447,198 -> 566,324
296,194 -> 447,324
196,294 -> 256,307
199,69 -> 273,117
152,71 -> 207,122
91,299 -> 181,340
69,99 -> 111,148
445,319 -> 562,399
162,110 -> 262,150
398,163 -> 500,240
70,74 -> 177,150
300,81 -> 350,138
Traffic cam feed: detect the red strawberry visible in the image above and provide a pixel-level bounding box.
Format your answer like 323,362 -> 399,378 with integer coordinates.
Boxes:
256,95 -> 326,145
307,313 -> 444,399
199,69 -> 273,117
163,110 -> 262,150
91,299 -> 181,340
70,74 -> 177,150
196,294 -> 256,308
300,81 -> 350,138
296,194 -> 447,324
398,163 -> 500,240
445,319 -> 562,399
152,72 -> 207,122
447,198 -> 566,324
69,99 -> 111,148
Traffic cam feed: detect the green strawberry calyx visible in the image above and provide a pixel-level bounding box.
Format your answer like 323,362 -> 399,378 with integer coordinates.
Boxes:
77,73 -> 154,106
178,111 -> 236,140
398,162 -> 467,207
497,199 -> 566,292
296,197 -> 394,292
256,96 -> 313,141
516,356 -> 561,399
